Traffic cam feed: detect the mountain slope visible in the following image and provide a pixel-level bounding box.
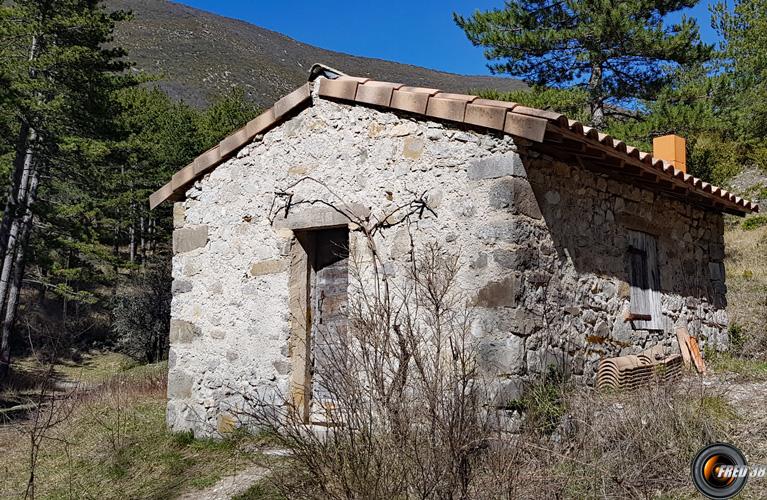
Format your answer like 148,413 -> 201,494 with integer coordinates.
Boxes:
107,0 -> 527,108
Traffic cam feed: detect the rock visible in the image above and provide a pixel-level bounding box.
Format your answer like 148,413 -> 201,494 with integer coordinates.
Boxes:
527,347 -> 565,374
273,360 -> 291,375
470,253 -> 488,269
403,136 -> 425,159
709,262 -> 725,281
170,319 -> 201,344
545,191 -> 561,205
167,371 -> 194,399
709,243 -> 725,261
426,128 -> 443,140
172,280 -> 193,294
493,246 -> 535,270
478,335 -> 526,375
250,259 -> 287,276
475,276 -> 519,308
209,330 -> 226,340
564,306 -> 581,316
611,318 -> 633,343
491,378 -> 525,407
273,204 -> 370,230
582,309 -> 597,324
594,320 -> 610,337
173,226 -> 209,254
390,122 -> 418,137
477,218 -> 543,244
173,203 -> 186,229
467,153 -> 526,180
426,189 -> 443,209
488,178 -> 542,219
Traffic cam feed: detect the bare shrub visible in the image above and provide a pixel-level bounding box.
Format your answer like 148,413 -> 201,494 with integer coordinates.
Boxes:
241,240 -> 504,499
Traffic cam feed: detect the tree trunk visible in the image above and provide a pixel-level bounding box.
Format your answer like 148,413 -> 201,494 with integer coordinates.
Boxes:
129,223 -> 135,263
139,215 -> 146,264
588,62 -> 605,128
0,165 -> 39,380
0,35 -> 39,265
0,131 -> 38,380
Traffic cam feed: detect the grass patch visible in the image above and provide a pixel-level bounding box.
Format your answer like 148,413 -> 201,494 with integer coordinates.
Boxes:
0,353 -> 263,499
724,222 -> 767,358
233,479 -> 286,500
741,214 -> 767,230
706,351 -> 767,381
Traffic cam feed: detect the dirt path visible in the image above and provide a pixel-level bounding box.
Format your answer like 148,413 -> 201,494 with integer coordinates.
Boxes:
177,464 -> 269,500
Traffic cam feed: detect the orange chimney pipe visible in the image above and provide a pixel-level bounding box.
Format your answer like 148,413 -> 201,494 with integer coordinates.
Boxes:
653,135 -> 686,173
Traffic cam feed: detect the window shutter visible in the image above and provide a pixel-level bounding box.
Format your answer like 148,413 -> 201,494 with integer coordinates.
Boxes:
627,231 -> 663,330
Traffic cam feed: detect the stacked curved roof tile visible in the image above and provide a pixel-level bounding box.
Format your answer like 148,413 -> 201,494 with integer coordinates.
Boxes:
150,72 -> 758,215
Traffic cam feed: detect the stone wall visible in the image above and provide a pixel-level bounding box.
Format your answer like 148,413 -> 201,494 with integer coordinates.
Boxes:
167,81 -> 727,435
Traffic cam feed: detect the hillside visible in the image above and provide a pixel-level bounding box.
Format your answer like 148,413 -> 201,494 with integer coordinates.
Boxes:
106,0 -> 527,108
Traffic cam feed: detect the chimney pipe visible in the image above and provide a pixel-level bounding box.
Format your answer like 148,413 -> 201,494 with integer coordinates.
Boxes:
653,135 -> 686,173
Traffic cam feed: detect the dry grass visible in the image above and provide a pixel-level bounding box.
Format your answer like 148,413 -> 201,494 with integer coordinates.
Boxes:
724,220 -> 767,357
255,378 -> 734,499
0,356 -> 264,499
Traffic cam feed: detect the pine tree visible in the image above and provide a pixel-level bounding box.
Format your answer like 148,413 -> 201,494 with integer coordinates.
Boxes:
455,0 -> 712,126
0,0 -> 134,379
713,0 -> 767,170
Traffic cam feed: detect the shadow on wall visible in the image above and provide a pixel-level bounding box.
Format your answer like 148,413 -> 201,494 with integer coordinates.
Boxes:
519,154 -> 723,308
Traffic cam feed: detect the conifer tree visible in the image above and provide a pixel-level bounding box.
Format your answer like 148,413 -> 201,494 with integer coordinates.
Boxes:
455,0 -> 712,126
0,0 -> 134,379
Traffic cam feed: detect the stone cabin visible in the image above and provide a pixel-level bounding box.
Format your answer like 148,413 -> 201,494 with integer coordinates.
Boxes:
149,65 -> 759,436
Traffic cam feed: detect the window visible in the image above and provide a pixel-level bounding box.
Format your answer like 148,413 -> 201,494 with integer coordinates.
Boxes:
627,230 -> 663,330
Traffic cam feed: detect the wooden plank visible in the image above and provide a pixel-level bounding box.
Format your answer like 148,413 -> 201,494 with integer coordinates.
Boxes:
644,234 -> 663,330
686,336 -> 707,374
624,312 -> 651,322
675,326 -> 692,369
310,228 -> 349,425
627,231 -> 663,330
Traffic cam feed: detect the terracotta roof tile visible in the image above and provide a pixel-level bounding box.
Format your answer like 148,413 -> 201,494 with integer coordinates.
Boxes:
171,162 -> 197,191
504,112 -> 547,142
464,102 -> 507,131
354,81 -> 402,107
397,86 -> 440,95
513,106 -> 567,126
425,96 -> 467,122
219,127 -> 250,158
149,69 -> 759,215
273,83 -> 311,119
390,88 -> 432,114
597,133 -> 612,146
317,78 -> 358,101
193,145 -> 221,176
338,76 -> 370,84
433,92 -> 477,102
246,108 -> 277,137
472,98 -> 517,110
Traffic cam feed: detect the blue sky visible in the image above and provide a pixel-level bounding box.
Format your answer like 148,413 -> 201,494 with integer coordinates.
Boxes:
176,0 -> 722,76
